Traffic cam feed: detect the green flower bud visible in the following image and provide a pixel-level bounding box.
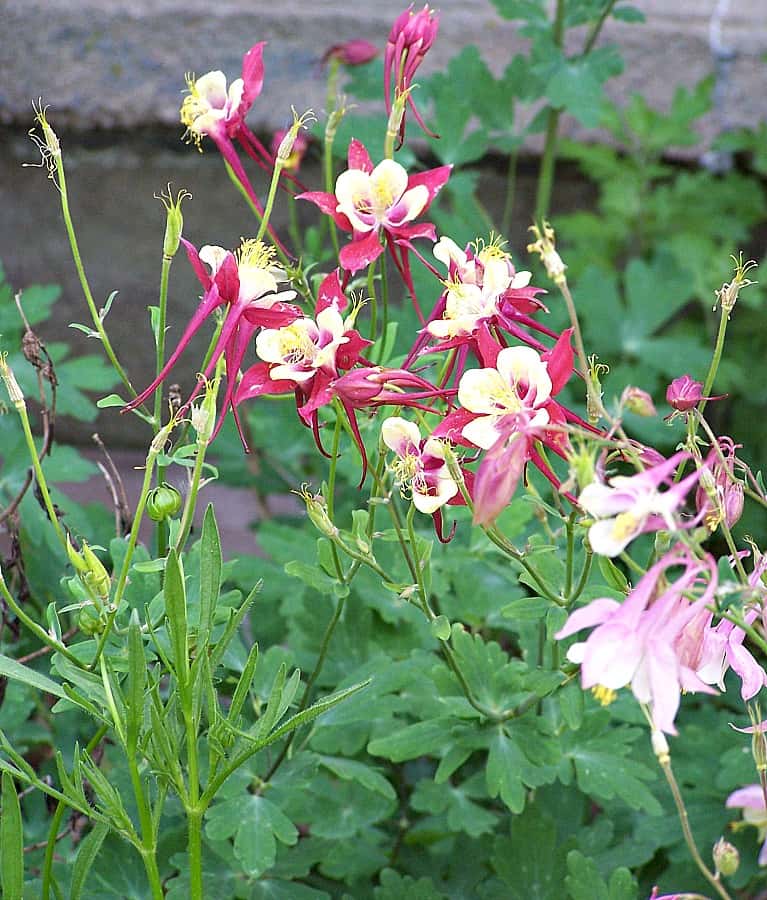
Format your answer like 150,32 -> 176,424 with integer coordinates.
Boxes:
67,537 -> 111,602
146,483 -> 183,522
712,837 -> 739,877
77,603 -> 104,636
294,485 -> 339,539
157,185 -> 191,259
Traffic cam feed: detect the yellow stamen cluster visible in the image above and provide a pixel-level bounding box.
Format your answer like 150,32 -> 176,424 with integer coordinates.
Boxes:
276,325 -> 316,366
591,685 -> 617,707
180,74 -> 207,148
237,239 -> 276,272
473,232 -> 509,264
392,452 -> 422,499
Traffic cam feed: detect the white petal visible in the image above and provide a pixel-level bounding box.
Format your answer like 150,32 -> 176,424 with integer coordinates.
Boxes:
381,417 -> 421,457
457,368 -> 511,415
194,71 -> 228,108
434,236 -> 466,269
496,346 -> 552,406
588,517 -> 637,558
255,328 -> 287,364
369,159 -> 409,207
395,184 -> 429,223
462,415 -> 502,450
199,245 -> 228,274
316,306 -> 345,339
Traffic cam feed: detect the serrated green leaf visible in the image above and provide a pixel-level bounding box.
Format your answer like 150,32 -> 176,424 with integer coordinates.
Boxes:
368,719 -> 452,763
318,756 -> 396,800
491,804 -> 567,897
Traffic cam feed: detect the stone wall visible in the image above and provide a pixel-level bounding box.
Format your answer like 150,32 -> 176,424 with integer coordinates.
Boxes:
1,1 -> 765,446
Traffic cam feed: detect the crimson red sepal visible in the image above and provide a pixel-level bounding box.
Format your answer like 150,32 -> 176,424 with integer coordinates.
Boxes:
407,164 -> 452,204
240,43 -> 267,114
432,508 -> 457,544
317,269 -> 348,313
541,327 -> 574,396
339,231 -> 385,273
348,138 -> 374,173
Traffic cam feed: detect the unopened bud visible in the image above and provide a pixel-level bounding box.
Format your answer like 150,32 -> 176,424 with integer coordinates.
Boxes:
621,386 -> 657,417
527,221 -> 566,286
715,252 -> 757,314
0,355 -> 25,407
276,108 -> 316,167
322,39 -> 378,67
190,373 -> 220,445
67,537 -> 111,602
386,90 -> 410,152
712,837 -> 739,877
157,185 -> 191,258
295,485 -> 339,539
146,483 -> 182,522
565,444 -> 596,492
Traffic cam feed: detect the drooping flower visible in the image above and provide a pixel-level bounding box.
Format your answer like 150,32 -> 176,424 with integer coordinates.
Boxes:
382,417 -> 457,514
384,4 -> 439,144
124,238 -> 300,444
578,451 -> 701,557
665,374 -> 724,415
555,546 -> 718,734
695,436 -> 744,531
726,785 -> 767,865
298,139 -> 450,282
322,39 -> 379,67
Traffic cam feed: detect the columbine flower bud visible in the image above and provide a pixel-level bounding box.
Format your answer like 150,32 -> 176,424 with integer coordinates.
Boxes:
67,536 -> 111,603
294,485 -> 339,539
695,437 -> 744,531
527,221 -> 566,286
275,108 -> 316,168
322,39 -> 379,67
157,186 -> 191,258
190,374 -> 220,445
146,483 -> 183,522
0,354 -> 24,408
715,252 -> 757,314
712,837 -> 740,877
621,386 -> 657,417
271,129 -> 309,174
666,374 -> 703,412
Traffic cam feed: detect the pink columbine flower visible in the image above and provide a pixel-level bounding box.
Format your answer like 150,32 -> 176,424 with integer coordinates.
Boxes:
555,546 -> 718,734
578,451 -> 701,558
695,436 -> 744,531
678,548 -> 767,701
384,4 -> 440,143
124,238 -> 300,445
299,139 -> 450,277
322,39 -> 379,67
665,374 -> 724,416
726,785 -> 767,865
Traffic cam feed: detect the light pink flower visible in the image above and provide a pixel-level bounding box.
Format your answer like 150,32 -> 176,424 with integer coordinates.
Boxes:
555,547 -> 718,734
579,451 -> 700,557
726,785 -> 767,865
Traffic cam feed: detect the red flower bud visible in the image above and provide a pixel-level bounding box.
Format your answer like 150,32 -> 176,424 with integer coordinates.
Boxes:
666,374 -> 704,411
322,39 -> 379,67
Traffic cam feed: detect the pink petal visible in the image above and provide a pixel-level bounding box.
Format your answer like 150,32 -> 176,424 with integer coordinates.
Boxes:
181,239 -> 212,291
555,598 -> 621,640
727,642 -> 767,701
296,191 -> 352,231
214,251 -> 240,304
726,785 -> 766,809
317,269 -> 347,313
541,328 -> 574,396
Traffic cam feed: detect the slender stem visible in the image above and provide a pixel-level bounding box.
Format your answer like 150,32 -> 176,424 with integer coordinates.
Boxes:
154,253 -> 173,558
501,148 -> 519,238
323,61 -> 341,260
255,161 -> 285,244
695,304 -> 730,429
223,162 -> 292,270
90,441 -> 163,671
571,545 -> 593,602
54,157 -> 143,407
660,758 -> 733,900
174,439 -> 208,553
564,511 -> 576,598
0,571 -> 83,668
534,0 -> 566,223
41,725 -> 108,900
12,393 -> 66,548
127,755 -> 164,900
380,251 -> 390,358
583,0 -> 618,54
367,259 -> 378,344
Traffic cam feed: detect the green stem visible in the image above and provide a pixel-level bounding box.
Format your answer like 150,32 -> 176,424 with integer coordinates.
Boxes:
174,438 -> 208,553
127,755 -> 164,900
222,162 -> 291,270
12,393 -> 66,548
90,438 -> 164,671
571,545 -> 593,602
0,571 -> 83,668
367,259 -> 379,344
380,251 -> 390,357
500,147 -> 519,238
41,725 -> 108,900
255,161 -> 285,245
583,0 -> 618,54
695,304 -> 730,428
564,511 -> 576,597
660,758 -> 733,900
54,156 -> 144,408
154,253 -> 173,558
535,109 -> 562,225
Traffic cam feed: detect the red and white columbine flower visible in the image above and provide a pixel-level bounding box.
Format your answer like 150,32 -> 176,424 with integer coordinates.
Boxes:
382,417 -> 457,515
125,238 -> 300,444
298,139 -> 450,277
579,451 -> 701,558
